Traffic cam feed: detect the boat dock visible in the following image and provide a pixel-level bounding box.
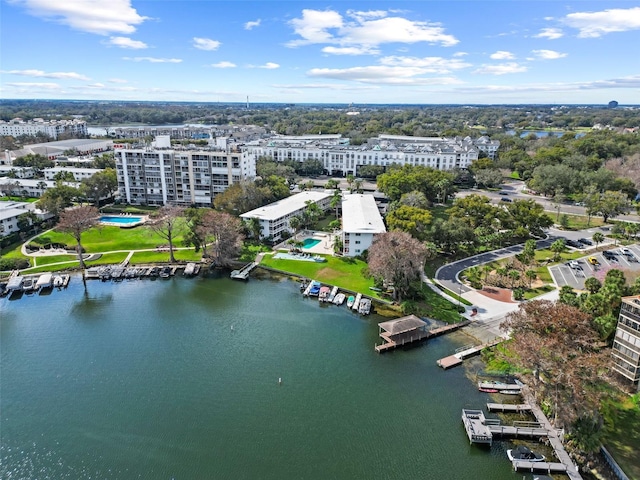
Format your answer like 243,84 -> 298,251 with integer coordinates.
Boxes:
461,409 -> 549,446
486,403 -> 531,413
230,262 -> 257,280
512,460 -> 568,474
437,338 -> 503,369
375,316 -> 470,353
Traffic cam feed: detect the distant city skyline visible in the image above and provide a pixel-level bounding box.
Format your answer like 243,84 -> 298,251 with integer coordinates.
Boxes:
1,0 -> 639,104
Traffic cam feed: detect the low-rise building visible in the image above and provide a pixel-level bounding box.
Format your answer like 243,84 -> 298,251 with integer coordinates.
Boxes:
0,118 -> 88,140
240,191 -> 332,241
0,201 -> 51,237
44,167 -> 102,181
0,179 -> 79,198
341,193 -> 386,257
611,296 -> 640,392
5,138 -> 112,163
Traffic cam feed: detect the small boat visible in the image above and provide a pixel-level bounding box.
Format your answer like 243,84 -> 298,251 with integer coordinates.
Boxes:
160,266 -> 172,278
327,286 -> 338,303
358,298 -> 371,315
148,266 -> 160,277
507,445 -> 545,462
318,286 -> 331,301
499,390 -> 521,395
478,388 -> 499,393
22,277 -> 36,292
346,295 -> 355,308
53,275 -> 64,288
184,263 -> 196,276
308,281 -> 321,296
333,293 -> 346,305
36,273 -> 53,290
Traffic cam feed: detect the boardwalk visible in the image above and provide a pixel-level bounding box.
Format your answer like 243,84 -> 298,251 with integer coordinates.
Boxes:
437,338 -> 502,369
512,460 -> 567,473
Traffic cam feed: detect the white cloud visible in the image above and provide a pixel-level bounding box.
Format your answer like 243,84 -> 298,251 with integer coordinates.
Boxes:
108,78 -> 128,84
534,28 -> 564,40
531,49 -> 567,60
308,65 -> 462,86
287,8 -> 458,50
473,63 -> 528,75
490,51 -> 515,60
274,83 -> 379,91
211,61 -> 236,68
379,56 -> 471,73
259,62 -> 280,69
244,19 -> 261,30
5,82 -> 60,89
7,0 -> 148,35
321,46 -> 379,55
108,36 -> 147,49
193,37 -> 221,51
2,69 -> 90,80
563,7 -> 640,38
453,52 -> 468,57
86,83 -> 105,88
122,57 -> 182,63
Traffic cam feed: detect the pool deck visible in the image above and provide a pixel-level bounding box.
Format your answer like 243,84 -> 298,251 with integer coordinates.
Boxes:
297,232 -> 335,255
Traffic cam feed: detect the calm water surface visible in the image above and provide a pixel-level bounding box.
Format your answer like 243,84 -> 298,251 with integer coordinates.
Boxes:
1,272 -> 525,479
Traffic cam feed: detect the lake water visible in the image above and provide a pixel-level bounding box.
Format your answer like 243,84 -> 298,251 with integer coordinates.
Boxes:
1,272 -> 524,479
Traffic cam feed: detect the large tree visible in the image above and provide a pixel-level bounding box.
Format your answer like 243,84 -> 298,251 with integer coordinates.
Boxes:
38,183 -> 80,216
368,230 -> 428,301
500,301 -> 612,436
80,169 -> 118,206
148,205 -> 185,263
57,206 -> 99,270
201,210 -> 244,267
385,205 -> 432,241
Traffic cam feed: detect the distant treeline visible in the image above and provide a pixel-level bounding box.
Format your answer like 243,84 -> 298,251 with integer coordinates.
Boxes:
0,100 -> 638,140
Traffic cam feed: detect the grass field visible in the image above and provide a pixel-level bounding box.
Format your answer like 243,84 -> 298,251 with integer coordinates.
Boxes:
260,253 -> 378,296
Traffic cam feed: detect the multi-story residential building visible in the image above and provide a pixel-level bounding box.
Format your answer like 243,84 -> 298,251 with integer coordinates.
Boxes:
240,191 -> 331,241
115,144 -> 256,207
611,296 -> 640,392
0,179 -> 79,198
341,194 -> 386,257
0,118 -> 88,140
245,133 -> 495,175
44,167 -> 102,181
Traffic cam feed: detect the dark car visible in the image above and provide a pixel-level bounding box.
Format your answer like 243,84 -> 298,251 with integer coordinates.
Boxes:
500,197 -> 512,203
499,191 -> 509,196
566,239 -> 583,249
578,238 -> 593,245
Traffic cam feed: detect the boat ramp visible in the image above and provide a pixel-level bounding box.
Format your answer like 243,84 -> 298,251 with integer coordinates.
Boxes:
375,315 -> 470,353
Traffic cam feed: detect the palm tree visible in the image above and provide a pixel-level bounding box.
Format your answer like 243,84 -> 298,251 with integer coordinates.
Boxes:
496,266 -> 508,286
288,216 -> 302,236
525,269 -> 537,288
330,190 -> 341,220
482,264 -> 493,282
550,239 -> 566,261
508,269 -> 521,288
592,231 -> 605,251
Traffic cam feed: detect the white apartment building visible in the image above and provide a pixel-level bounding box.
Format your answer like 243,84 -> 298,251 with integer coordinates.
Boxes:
44,167 -> 102,181
115,145 -> 256,207
612,296 -> 640,392
0,179 -> 79,198
240,191 -> 332,241
0,118 -> 88,140
246,134 -> 496,176
341,194 -> 386,257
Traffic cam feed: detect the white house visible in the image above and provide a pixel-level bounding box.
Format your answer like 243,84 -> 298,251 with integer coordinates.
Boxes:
240,191 -> 332,241
341,194 -> 386,257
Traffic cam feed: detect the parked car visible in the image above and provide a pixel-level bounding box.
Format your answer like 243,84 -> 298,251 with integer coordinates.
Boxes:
621,247 -> 632,255
602,250 -> 617,260
566,239 -> 584,249
568,260 -> 581,269
578,238 -> 593,246
500,197 -> 512,203
499,191 -> 509,196
588,257 -> 599,266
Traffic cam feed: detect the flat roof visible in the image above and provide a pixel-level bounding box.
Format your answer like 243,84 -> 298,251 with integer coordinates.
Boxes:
341,194 -> 386,234
240,191 -> 331,221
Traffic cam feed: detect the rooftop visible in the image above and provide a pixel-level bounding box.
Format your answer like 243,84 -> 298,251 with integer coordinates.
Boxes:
378,315 -> 427,335
342,194 -> 386,234
240,191 -> 331,221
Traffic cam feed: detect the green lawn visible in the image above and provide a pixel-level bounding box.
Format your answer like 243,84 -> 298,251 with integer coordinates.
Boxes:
30,224 -> 188,252
260,253 -> 377,296
604,398 -> 640,480
554,214 -> 605,230
129,250 -> 201,264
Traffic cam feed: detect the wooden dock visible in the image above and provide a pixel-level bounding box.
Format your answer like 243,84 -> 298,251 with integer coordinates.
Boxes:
486,403 -> 531,413
461,409 -> 550,446
375,318 -> 470,353
512,460 -> 568,473
230,262 -> 257,280
437,338 -> 502,369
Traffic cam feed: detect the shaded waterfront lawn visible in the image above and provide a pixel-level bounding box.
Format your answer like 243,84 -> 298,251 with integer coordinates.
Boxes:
259,253 -> 378,296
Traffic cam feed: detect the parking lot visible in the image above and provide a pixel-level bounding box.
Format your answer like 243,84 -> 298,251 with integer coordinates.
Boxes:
549,244 -> 640,290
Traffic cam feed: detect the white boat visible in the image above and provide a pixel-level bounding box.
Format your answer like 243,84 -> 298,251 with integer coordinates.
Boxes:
352,292 -> 362,311
327,286 -> 338,303
53,275 -> 64,287
184,263 -> 196,276
333,293 -> 346,305
36,273 -> 53,290
318,286 -> 331,301
346,295 -> 355,308
358,298 -> 371,315
507,446 -> 545,462
22,277 -> 36,292
6,275 -> 24,292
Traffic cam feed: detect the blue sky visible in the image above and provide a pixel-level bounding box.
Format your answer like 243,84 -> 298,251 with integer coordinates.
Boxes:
1,0 -> 639,104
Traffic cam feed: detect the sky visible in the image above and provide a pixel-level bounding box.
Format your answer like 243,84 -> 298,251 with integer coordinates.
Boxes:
1,0 -> 639,105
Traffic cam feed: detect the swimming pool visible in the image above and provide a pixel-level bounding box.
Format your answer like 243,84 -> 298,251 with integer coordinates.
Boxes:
100,215 -> 143,224
302,238 -> 321,249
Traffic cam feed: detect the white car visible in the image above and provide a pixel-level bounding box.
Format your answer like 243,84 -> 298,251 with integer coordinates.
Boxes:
568,261 -> 580,269
621,247 -> 632,255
